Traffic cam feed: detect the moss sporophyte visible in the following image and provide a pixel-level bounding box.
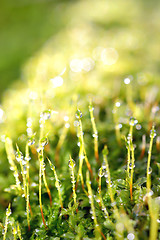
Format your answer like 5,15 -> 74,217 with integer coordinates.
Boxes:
1,2 -> 160,237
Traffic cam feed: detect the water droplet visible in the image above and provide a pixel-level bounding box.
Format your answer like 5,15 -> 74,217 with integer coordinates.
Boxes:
96,196 -> 101,203
28,134 -> 36,145
98,167 -> 104,177
16,151 -> 23,162
92,133 -> 98,139
129,163 -> 135,169
150,128 -> 156,139
40,110 -> 51,121
148,167 -> 152,174
6,208 -> 12,217
27,127 -> 32,136
127,233 -> 135,240
129,117 -> 138,126
115,102 -> 121,107
65,123 -> 70,129
102,162 -> 106,169
55,180 -> 61,189
31,182 -> 37,187
25,156 -> 31,161
74,121 -> 79,127
27,117 -> 32,128
64,116 -> 69,122
40,137 -> 48,147
136,124 -> 142,130
50,76 -> 63,88
36,147 -> 42,153
75,109 -> 82,119
68,158 -> 75,168
124,78 -> 131,85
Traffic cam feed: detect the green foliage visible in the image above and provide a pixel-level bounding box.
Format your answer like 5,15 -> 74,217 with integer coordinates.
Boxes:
0,0 -> 160,239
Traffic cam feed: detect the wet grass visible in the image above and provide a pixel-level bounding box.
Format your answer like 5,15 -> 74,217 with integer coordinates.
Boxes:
0,0 -> 160,239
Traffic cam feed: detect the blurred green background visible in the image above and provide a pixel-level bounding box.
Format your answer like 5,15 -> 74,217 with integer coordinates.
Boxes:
0,0 -> 77,98
0,0 -> 160,99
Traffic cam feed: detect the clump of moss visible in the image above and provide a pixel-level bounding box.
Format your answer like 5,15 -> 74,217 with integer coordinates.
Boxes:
0,0 -> 160,239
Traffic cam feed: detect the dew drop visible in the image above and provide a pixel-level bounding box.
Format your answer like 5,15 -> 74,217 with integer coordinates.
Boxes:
74,121 -> 79,127
124,78 -> 131,85
136,124 -> 142,130
127,233 -> 135,240
68,159 -> 75,168
40,110 -> 51,121
148,167 -> 152,174
40,137 -> 48,147
92,133 -> 98,139
98,167 -> 104,177
129,117 -> 138,126
150,128 -> 156,139
16,151 -> 23,162
65,123 -> 70,129
75,109 -> 82,119
129,163 -> 135,169
115,102 -> 121,107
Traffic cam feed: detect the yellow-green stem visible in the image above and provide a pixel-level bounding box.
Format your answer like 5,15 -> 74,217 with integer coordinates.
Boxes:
86,171 -> 106,240
147,126 -> 155,192
3,203 -> 11,240
48,158 -> 63,208
89,101 -> 100,164
69,156 -> 77,207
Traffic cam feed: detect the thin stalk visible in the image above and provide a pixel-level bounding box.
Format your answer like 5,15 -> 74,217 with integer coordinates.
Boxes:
76,110 -> 92,193
126,138 -> 131,184
79,118 -> 93,177
102,146 -> 120,219
98,167 -> 110,221
129,143 -> 135,201
16,145 -> 27,198
16,144 -> 32,230
25,143 -> 33,218
86,171 -> 106,240
17,223 -> 22,240
48,158 -> 63,208
145,126 -> 158,239
147,126 -> 156,192
69,156 -> 77,208
39,117 -> 52,206
89,101 -> 100,164
26,181 -> 30,231
39,154 -> 47,228
3,203 -> 11,240
149,198 -> 159,240
127,117 -> 137,200
5,137 -> 21,193
12,224 -> 17,240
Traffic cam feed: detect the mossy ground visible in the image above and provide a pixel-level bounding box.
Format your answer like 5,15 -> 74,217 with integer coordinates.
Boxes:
0,0 -> 160,239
